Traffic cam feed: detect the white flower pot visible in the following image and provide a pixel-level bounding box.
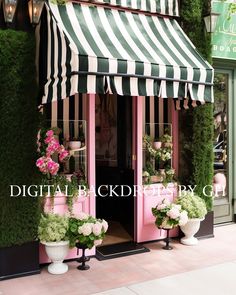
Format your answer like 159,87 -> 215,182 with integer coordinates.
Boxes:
153,141 -> 162,149
69,141 -> 81,150
43,241 -> 69,274
180,218 -> 204,246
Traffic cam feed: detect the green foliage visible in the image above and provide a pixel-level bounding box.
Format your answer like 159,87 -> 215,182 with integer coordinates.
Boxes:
179,1 -> 214,211
176,191 -> 207,219
38,213 -> 69,242
68,214 -> 108,249
0,30 -> 40,247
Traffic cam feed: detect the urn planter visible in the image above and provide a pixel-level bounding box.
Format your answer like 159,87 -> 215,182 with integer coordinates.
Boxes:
180,218 -> 204,246
42,241 -> 69,274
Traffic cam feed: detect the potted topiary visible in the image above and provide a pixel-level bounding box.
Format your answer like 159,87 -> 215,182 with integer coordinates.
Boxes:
38,213 -> 69,274
152,198 -> 188,249
176,191 -> 207,246
68,213 -> 108,270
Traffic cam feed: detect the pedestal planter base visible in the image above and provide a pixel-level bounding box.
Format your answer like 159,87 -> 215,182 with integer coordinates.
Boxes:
181,236 -> 198,246
43,241 -> 69,275
76,243 -> 90,270
48,262 -> 68,275
180,218 -> 204,246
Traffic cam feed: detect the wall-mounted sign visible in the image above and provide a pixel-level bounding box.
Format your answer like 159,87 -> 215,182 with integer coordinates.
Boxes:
212,0 -> 236,60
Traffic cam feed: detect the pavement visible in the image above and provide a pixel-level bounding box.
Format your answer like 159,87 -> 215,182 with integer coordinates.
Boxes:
0,224 -> 236,295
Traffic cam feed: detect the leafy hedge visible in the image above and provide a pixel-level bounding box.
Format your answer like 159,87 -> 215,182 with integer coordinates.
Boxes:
0,30 -> 40,247
179,0 -> 214,211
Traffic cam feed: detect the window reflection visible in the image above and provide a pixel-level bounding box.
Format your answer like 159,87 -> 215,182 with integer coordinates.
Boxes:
213,73 -> 228,200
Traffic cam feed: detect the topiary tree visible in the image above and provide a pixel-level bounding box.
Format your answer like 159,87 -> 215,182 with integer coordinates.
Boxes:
0,29 -> 40,247
179,0 -> 214,211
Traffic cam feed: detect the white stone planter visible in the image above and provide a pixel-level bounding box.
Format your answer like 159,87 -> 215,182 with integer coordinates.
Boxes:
180,218 -> 204,246
69,141 -> 81,150
42,241 -> 69,274
153,141 -> 162,149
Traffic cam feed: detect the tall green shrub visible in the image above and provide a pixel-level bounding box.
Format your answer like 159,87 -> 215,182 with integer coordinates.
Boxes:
180,0 -> 214,211
0,30 -> 40,247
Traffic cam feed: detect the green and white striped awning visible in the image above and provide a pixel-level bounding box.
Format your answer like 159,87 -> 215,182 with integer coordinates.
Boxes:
92,0 -> 179,16
40,1 -> 214,106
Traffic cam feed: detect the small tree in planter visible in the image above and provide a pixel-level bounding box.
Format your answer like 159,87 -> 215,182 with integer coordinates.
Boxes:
176,191 -> 207,245
68,213 -> 108,270
38,213 -> 69,274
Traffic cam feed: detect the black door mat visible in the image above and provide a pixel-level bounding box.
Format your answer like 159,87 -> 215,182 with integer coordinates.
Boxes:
96,241 -> 150,260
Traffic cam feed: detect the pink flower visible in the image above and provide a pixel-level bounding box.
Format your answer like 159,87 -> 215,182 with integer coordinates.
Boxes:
46,138 -> 61,156
78,223 -> 92,236
76,212 -> 88,220
102,220 -> 108,232
59,148 -> 69,162
46,130 -> 54,137
157,203 -> 167,210
36,157 -> 45,168
94,239 -> 103,246
47,159 -> 59,175
167,207 -> 180,220
92,223 -> 102,236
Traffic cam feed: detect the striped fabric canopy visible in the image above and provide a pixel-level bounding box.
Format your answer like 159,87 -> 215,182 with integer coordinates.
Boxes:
40,2 -> 214,106
93,0 -> 179,16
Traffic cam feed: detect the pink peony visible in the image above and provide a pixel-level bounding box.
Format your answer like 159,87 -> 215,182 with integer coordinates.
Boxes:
92,223 -> 102,236
59,148 -> 69,162
36,157 -> 45,168
76,212 -> 88,220
47,159 -> 59,175
94,239 -> 103,246
102,220 -> 108,232
46,130 -> 54,137
167,207 -> 180,220
78,223 -> 92,236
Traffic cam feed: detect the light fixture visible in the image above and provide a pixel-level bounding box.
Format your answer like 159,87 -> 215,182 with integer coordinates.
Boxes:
28,0 -> 44,25
204,12 -> 221,33
3,0 -> 18,23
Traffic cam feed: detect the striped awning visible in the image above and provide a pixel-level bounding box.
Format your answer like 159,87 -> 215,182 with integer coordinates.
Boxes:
40,2 -> 214,106
93,0 -> 179,16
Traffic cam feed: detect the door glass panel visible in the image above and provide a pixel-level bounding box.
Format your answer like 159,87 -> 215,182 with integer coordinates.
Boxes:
213,73 -> 228,206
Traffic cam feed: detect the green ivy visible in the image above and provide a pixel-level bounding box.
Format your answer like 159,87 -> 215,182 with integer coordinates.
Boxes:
0,30 -> 40,247
179,1 -> 214,211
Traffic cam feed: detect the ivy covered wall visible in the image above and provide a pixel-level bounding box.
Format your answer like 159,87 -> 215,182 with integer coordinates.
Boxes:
0,30 -> 40,247
179,0 -> 214,211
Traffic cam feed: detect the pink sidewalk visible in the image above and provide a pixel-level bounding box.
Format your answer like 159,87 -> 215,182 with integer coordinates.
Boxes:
0,224 -> 236,295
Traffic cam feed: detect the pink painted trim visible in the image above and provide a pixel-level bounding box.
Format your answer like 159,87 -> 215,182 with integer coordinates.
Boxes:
171,100 -> 179,176
87,94 -> 96,219
136,96 -> 144,243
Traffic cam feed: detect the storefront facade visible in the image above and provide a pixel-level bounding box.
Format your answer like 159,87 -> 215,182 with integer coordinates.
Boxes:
211,0 -> 236,224
37,0 -> 214,262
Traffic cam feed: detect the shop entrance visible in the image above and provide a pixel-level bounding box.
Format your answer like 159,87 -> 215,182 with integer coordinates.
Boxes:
95,94 -> 135,247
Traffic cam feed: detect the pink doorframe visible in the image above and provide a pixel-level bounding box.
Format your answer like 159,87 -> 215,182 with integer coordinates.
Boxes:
86,95 -> 179,243
134,97 -> 179,243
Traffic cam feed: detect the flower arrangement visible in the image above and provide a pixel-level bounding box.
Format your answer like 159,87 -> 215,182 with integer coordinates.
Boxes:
152,198 -> 188,229
36,128 -> 69,177
176,191 -> 207,219
36,128 -> 87,210
143,134 -> 172,161
68,213 -> 108,249
38,213 -> 69,243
